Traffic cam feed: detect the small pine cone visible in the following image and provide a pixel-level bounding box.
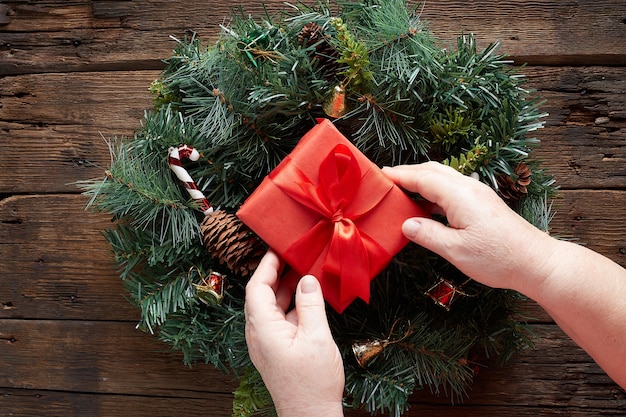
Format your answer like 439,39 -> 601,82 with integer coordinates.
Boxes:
515,162 -> 532,188
201,209 -> 266,278
496,162 -> 532,204
298,22 -> 324,45
298,22 -> 341,79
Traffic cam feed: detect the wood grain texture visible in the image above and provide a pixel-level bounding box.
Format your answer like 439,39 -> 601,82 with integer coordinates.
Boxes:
0,388 -> 233,417
1,0 -> 625,75
1,0 -> 625,415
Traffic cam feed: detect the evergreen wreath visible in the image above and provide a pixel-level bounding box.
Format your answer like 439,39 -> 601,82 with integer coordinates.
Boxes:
80,1 -> 556,416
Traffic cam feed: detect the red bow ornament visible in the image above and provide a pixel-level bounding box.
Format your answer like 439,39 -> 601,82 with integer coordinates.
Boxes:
238,119 -> 427,312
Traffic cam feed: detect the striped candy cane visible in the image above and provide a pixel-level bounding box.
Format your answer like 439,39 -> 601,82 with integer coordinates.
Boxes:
169,144 -> 265,277
168,145 -> 214,215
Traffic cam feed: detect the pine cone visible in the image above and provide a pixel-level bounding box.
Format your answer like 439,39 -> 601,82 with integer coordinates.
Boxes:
298,22 -> 324,44
201,209 -> 266,278
497,162 -> 532,204
298,22 -> 341,79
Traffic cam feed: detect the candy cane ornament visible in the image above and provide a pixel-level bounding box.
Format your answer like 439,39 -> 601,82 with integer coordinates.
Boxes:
168,144 -> 266,278
168,145 -> 214,215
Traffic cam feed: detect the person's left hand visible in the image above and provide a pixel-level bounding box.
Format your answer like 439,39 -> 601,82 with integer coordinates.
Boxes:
245,250 -> 345,417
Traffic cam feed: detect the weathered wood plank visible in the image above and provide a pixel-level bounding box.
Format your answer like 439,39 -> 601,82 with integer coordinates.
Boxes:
0,319 -> 237,397
410,328 -> 626,410
0,71 -> 154,127
0,123 -> 125,194
0,0 -> 295,74
0,388 -> 234,417
0,242 -> 134,320
528,67 -> 626,190
1,387 -> 623,417
419,0 -> 626,66
1,0 -> 625,75
0,70 -> 156,194
1,320 -> 623,413
0,197 -> 136,321
549,190 -> 626,267
1,67 -> 625,194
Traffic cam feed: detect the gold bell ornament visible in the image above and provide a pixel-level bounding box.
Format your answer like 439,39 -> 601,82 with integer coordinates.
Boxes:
323,84 -> 350,118
351,319 -> 412,368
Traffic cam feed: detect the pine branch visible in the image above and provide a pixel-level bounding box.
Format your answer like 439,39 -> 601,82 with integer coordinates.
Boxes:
443,142 -> 488,175
156,291 -> 249,370
80,137 -> 202,247
233,366 -> 275,417
330,16 -> 373,88
133,269 -> 196,333
345,365 -> 414,416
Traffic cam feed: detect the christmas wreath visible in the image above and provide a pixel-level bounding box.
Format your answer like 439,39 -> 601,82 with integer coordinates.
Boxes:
81,1 -> 556,416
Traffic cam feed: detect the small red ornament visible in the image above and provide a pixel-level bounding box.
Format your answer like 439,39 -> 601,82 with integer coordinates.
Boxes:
425,278 -> 471,311
189,267 -> 225,305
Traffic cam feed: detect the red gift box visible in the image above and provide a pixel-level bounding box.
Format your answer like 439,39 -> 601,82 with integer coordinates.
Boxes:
237,119 -> 428,313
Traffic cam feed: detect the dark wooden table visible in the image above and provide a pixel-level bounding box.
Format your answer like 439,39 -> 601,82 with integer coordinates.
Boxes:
1,1 -> 625,416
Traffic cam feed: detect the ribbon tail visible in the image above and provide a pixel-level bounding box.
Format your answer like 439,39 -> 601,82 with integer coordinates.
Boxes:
323,220 -> 372,312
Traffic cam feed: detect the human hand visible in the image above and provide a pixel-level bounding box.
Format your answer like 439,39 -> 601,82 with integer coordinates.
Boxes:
383,162 -> 556,292
244,250 -> 345,417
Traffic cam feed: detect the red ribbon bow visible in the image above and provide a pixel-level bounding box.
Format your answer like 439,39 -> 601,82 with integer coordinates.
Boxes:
270,143 -> 393,312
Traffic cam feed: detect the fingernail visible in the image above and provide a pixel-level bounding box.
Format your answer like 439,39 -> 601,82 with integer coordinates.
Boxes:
300,275 -> 318,294
403,218 -> 421,238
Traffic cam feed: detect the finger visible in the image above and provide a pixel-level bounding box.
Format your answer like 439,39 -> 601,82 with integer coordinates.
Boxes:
275,268 -> 299,312
402,217 -> 461,260
248,249 -> 282,287
292,275 -> 333,339
383,163 -> 465,209
245,250 -> 283,320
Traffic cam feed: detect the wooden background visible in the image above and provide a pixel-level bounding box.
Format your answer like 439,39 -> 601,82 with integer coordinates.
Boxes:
1,1 -> 625,416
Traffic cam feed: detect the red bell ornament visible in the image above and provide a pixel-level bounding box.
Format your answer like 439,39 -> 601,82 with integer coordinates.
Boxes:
425,278 -> 474,311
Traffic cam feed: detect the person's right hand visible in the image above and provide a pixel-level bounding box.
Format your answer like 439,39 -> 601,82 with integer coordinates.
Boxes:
387,162 -> 626,389
383,162 -> 557,293
245,250 -> 345,417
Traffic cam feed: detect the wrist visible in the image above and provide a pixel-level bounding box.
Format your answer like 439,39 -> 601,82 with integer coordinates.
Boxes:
275,398 -> 344,417
507,229 -> 565,300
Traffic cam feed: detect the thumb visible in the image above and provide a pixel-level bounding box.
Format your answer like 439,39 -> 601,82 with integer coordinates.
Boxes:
295,275 -> 332,338
402,217 -> 460,260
